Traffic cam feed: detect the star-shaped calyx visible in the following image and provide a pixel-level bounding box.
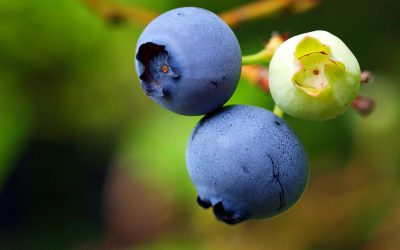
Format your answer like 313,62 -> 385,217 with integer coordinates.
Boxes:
292,36 -> 346,97
136,42 -> 179,97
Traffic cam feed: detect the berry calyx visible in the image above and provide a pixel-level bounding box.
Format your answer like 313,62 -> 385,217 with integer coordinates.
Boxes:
135,7 -> 242,115
269,30 -> 361,121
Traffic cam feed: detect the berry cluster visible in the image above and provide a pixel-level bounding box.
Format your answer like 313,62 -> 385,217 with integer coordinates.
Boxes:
135,7 -> 361,224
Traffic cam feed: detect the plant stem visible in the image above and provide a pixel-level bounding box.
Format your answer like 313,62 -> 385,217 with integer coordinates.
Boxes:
242,50 -> 272,65
220,0 -> 320,27
83,0 -> 319,28
82,0 -> 158,26
273,105 -> 284,118
242,33 -> 285,65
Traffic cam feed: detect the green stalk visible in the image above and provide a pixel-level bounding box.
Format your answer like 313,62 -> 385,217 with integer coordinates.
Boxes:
273,105 -> 284,118
242,49 -> 272,65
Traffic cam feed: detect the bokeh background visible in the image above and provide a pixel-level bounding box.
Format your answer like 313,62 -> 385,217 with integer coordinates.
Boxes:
1,0 -> 400,249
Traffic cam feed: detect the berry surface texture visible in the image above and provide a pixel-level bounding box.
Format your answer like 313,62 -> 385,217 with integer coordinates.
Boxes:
135,7 -> 242,115
186,105 -> 309,224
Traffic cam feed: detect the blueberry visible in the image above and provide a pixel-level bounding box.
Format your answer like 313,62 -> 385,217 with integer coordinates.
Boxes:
186,105 -> 309,224
135,7 -> 242,115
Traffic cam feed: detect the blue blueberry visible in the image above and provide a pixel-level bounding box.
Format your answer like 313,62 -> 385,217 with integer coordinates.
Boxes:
186,105 -> 309,224
135,7 -> 242,115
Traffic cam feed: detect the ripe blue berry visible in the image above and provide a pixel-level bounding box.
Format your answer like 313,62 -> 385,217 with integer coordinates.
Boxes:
186,105 -> 309,224
135,7 -> 242,115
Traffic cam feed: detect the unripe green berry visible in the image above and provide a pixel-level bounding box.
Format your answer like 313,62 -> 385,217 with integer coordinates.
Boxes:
269,30 -> 361,121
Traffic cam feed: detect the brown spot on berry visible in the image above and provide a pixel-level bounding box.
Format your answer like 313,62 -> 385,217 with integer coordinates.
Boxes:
161,65 -> 169,73
313,69 -> 320,75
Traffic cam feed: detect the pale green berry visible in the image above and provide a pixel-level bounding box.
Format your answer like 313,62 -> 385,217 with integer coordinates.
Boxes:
269,30 -> 361,121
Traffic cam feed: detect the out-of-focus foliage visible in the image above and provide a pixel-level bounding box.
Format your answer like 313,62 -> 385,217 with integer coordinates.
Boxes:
0,72 -> 31,188
0,0 -> 400,249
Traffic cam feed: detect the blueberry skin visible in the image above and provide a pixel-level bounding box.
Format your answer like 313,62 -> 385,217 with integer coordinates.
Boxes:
135,7 -> 242,115
186,105 -> 309,224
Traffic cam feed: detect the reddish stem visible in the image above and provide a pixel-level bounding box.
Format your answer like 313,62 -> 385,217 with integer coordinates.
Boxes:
82,0 -> 158,26
220,0 -> 320,27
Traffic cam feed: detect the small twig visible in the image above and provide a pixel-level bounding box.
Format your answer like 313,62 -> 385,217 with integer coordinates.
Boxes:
242,33 -> 286,65
290,0 -> 320,13
220,0 -> 320,27
82,0 -> 319,28
352,95 -> 376,117
82,0 -> 158,26
273,105 -> 285,118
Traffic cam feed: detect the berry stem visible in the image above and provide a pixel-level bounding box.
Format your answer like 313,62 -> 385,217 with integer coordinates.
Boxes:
220,0 -> 320,27
273,105 -> 285,118
81,0 -> 158,26
242,50 -> 272,65
242,33 -> 285,65
83,0 -> 319,28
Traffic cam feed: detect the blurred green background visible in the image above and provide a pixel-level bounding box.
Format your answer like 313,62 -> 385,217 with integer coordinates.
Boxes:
0,0 -> 399,249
